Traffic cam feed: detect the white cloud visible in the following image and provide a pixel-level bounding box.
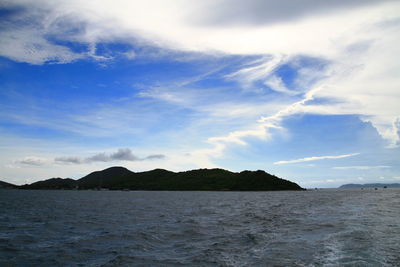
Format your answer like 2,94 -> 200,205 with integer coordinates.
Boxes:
333,165 -> 391,170
144,154 -> 165,160
192,85 -> 319,159
14,148 -> 165,167
0,29 -> 83,65
264,75 -> 294,95
1,1 -> 397,58
273,153 -> 359,165
108,148 -> 140,161
225,55 -> 286,92
1,0 -> 399,160
55,148 -> 165,164
123,50 -> 136,59
14,156 -> 48,166
54,156 -> 84,164
302,28 -> 400,147
196,0 -> 392,26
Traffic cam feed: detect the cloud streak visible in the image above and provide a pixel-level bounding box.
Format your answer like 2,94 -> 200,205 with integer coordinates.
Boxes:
54,148 -> 165,164
13,157 -> 48,166
1,1 -> 397,59
53,156 -> 83,164
14,148 -> 165,166
1,0 -> 399,185
273,153 -> 359,165
195,0 -> 393,26
1,1 -> 399,148
333,165 -> 391,170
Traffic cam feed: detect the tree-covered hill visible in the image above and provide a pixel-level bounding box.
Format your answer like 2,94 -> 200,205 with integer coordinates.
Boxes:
19,167 -> 305,191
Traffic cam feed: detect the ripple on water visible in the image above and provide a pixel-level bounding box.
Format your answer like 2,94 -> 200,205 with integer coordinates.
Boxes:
0,189 -> 399,266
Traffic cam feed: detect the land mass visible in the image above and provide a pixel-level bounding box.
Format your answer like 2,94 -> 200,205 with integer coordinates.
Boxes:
339,183 -> 400,188
0,180 -> 18,189
2,167 -> 304,191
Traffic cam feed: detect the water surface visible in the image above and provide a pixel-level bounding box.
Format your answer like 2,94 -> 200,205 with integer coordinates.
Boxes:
1,188 -> 399,266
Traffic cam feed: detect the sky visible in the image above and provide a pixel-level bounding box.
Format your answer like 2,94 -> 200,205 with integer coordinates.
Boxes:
0,0 -> 399,188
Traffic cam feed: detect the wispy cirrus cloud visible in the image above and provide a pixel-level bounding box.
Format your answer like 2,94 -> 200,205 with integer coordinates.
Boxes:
1,0 -> 399,149
333,165 -> 391,170
0,29 -> 83,65
273,153 -> 359,165
1,0 -> 399,187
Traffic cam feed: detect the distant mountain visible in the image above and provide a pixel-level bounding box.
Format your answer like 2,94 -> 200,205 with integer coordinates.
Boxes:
78,166 -> 134,189
19,166 -> 304,191
0,180 -> 18,189
20,178 -> 77,190
340,183 -> 400,188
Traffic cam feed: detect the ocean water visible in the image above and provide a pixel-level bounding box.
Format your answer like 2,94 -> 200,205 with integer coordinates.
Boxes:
0,189 -> 399,266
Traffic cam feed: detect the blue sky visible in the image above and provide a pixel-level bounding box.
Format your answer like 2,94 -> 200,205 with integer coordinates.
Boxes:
1,0 -> 399,187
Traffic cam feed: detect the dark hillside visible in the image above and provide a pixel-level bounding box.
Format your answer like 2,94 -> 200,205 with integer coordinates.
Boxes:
0,180 -> 18,189
20,178 -> 77,189
78,166 -> 133,189
18,167 -> 304,191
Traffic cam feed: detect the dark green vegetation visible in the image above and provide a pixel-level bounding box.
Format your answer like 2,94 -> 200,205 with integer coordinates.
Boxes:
21,178 -> 78,190
340,183 -> 400,189
0,180 -> 18,189
9,167 -> 304,191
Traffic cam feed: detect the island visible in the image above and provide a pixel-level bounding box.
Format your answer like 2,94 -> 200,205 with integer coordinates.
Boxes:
0,180 -> 18,189
2,166 -> 304,191
339,183 -> 400,189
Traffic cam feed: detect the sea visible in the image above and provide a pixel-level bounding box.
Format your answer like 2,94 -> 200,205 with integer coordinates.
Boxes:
0,188 -> 399,266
